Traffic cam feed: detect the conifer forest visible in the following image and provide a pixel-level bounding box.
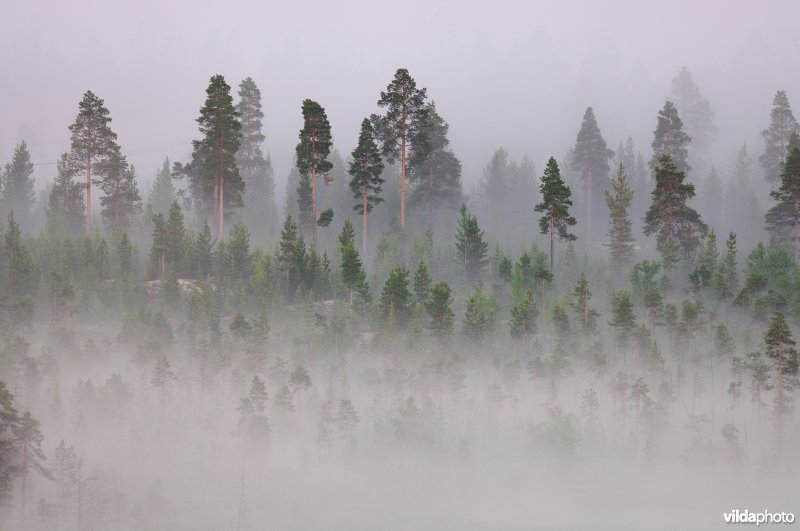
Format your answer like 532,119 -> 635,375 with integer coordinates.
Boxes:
0,1 -> 799,529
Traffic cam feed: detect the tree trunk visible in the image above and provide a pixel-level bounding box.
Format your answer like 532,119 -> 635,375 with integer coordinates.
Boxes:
218,176 -> 225,237
363,185 -> 368,257
400,136 -> 406,230
587,167 -> 592,243
549,215 -> 555,273
85,157 -> 92,234
311,135 -> 317,248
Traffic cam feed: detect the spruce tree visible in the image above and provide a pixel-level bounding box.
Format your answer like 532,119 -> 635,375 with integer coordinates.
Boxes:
372,68 -> 428,230
279,215 -> 300,302
348,118 -> 384,256
643,154 -> 708,279
604,163 -> 635,276
650,101 -> 691,174
760,90 -> 799,186
454,204 -> 489,286
724,232 -> 738,292
47,153 -> 85,234
535,157 -> 576,273
339,219 -> 368,306
379,266 -> 412,330
407,101 -> 463,230
425,281 -> 454,340
670,67 -> 717,165
296,99 -> 333,247
149,158 -> 175,217
509,290 -> 537,341
571,107 -> 614,241
609,291 -> 636,349
5,212 -> 37,299
765,145 -> 800,260
176,75 -> 242,236
413,260 -> 431,307
1,141 -> 35,229
237,77 -> 277,239
68,90 -> 120,233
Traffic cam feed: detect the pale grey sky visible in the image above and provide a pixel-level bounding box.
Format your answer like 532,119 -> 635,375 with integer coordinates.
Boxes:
1,0 -> 798,199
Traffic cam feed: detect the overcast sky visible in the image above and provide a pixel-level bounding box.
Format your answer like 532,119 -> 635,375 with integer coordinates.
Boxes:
1,0 -> 798,200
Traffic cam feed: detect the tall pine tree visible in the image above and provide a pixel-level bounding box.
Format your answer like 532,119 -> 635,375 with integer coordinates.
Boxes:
535,157 -> 576,273
348,118 -> 384,257
765,144 -> 800,260
372,68 -> 427,230
1,141 -> 35,230
571,107 -> 614,241
643,154 -> 708,279
47,153 -> 85,234
760,90 -> 799,187
68,90 -> 119,233
670,67 -> 717,167
604,163 -> 635,276
454,204 -> 489,286
296,99 -> 333,247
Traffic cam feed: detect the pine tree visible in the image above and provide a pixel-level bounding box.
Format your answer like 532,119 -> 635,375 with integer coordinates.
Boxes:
407,101 -> 463,230
609,291 -> 636,349
339,219 -> 368,306
724,232 -> 738,292
97,150 -> 142,232
1,141 -> 35,229
670,67 -> 717,165
176,75 -> 242,235
765,145 -> 800,260
296,99 -> 333,247
462,284 -> 498,344
764,311 -> 799,441
68,90 -> 120,233
643,154 -> 708,279
192,220 -> 214,280
237,77 -> 277,240
425,281 -> 454,340
12,411 -> 46,514
571,107 -> 614,241
373,68 -> 428,230
279,215 -> 300,302
5,212 -> 37,299
348,118 -> 384,256
413,260 -> 431,307
379,266 -> 412,330
604,163 -> 635,276
535,157 -> 576,273
650,101 -> 691,174
454,204 -> 489,285
47,153 -> 85,234
572,272 -> 599,334
149,158 -> 175,217
509,289 -> 537,340
760,90 -> 799,186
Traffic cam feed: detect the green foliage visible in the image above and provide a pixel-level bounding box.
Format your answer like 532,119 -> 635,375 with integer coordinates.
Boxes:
765,145 -> 800,258
454,204 -> 489,285
413,261 -> 432,306
379,266 -> 412,330
425,281 -> 454,340
760,90 -> 799,186
349,118 -> 384,216
609,291 -> 636,348
509,289 -> 537,340
1,141 -> 35,229
463,284 -> 499,344
650,100 -> 691,173
604,163 -> 635,274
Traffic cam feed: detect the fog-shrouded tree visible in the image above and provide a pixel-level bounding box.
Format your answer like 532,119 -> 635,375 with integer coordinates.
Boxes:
149,158 -> 175,217
174,75 -> 242,236
237,77 -> 277,240
509,289 -> 537,341
572,272 -> 599,334
760,90 -> 799,187
535,157 -> 576,273
643,154 -> 707,279
1,141 -> 35,230
454,204 -> 489,286
296,99 -> 333,247
764,311 -> 799,444
425,281 -> 454,340
604,163 -> 635,276
609,291 -> 636,350
97,150 -> 142,232
571,107 -> 614,241
650,101 -> 691,174
68,90 -> 120,233
407,101 -> 463,231
379,266 -> 412,330
478,148 -> 537,246
765,143 -> 800,260
47,153 -> 85,234
670,67 -> 717,168
339,219 -> 368,306
372,68 -> 428,230
348,118 -> 384,256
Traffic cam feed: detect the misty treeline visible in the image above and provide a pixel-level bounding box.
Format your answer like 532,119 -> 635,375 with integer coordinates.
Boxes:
0,65 -> 797,528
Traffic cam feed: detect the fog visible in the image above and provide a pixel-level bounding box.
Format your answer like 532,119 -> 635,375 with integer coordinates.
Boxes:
0,1 -> 799,530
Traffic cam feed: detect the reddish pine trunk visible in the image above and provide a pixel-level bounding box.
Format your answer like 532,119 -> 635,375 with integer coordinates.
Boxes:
400,135 -> 406,230
218,176 -> 224,237
311,135 -> 317,248
362,185 -> 368,257
85,158 -> 92,234
587,166 -> 592,242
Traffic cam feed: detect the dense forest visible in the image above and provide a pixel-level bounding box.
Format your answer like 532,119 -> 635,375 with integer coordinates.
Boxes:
0,64 -> 798,529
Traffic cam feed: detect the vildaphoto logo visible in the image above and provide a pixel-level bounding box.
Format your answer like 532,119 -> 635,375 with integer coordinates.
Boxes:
723,510 -> 795,525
